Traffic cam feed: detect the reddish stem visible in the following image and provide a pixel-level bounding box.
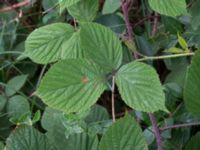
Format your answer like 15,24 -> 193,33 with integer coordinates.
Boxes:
121,0 -> 139,59
0,0 -> 30,13
121,0 -> 133,41
148,113 -> 163,150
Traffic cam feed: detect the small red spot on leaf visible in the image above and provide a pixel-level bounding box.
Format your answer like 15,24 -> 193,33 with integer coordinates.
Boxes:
81,76 -> 89,84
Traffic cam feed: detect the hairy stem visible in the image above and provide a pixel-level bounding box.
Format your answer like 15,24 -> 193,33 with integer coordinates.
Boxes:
121,0 -> 139,59
111,75 -> 116,122
121,0 -> 133,40
160,122 -> 200,132
148,113 -> 163,150
136,52 -> 194,62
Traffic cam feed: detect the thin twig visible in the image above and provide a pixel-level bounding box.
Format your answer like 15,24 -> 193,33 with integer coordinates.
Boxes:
168,103 -> 183,118
148,113 -> 163,150
36,65 -> 47,89
160,122 -> 200,132
0,0 -> 30,13
111,75 -> 116,122
3,0 -> 33,31
136,52 -> 194,62
152,12 -> 159,36
42,3 -> 59,14
133,15 -> 159,29
115,109 -> 133,117
187,0 -> 195,8
0,51 -> 23,55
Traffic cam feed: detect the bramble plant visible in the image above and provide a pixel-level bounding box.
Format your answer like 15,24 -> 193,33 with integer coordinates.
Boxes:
1,0 -> 200,150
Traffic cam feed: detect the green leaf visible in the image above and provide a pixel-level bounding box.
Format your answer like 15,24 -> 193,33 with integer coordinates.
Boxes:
62,112 -> 88,138
148,0 -> 187,17
124,40 -> 137,52
0,111 -> 12,140
42,107 -> 85,149
37,59 -> 107,114
102,0 -> 121,14
164,83 -> 182,98
184,50 -> 200,117
143,127 -> 155,145
185,132 -> 200,150
25,23 -> 75,64
0,142 -> 4,150
32,110 -> 41,124
116,62 -> 168,112
177,33 -> 188,50
41,107 -> 68,148
42,0 -> 59,10
14,113 -> 32,126
190,0 -> 200,30
0,95 -> 6,111
16,62 -> 38,78
64,133 -> 98,150
85,104 -> 109,124
41,107 -> 63,131
161,16 -> 183,34
164,57 -> 188,71
6,126 -> 54,150
68,0 -> 99,22
41,107 -> 98,150
84,105 -> 110,136
167,128 -> 190,148
164,47 -> 184,54
95,14 -> 126,34
80,23 -> 123,73
59,0 -> 80,12
135,36 -> 156,56
98,115 -> 147,150
6,95 -> 30,122
165,65 -> 187,89
61,31 -> 83,59
6,75 -> 27,96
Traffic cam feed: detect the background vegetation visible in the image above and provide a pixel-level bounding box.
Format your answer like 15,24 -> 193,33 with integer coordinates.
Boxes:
1,0 -> 200,150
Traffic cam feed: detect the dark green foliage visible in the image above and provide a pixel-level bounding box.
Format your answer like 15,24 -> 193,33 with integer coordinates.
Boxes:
1,0 -> 200,149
